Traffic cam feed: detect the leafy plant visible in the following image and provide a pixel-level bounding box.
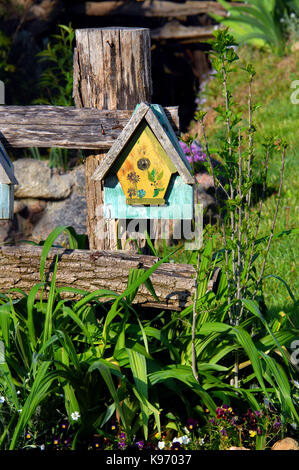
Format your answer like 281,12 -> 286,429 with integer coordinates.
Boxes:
34,23 -> 74,106
214,0 -> 299,55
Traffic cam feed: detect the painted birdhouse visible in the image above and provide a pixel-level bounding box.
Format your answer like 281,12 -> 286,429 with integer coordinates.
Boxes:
92,102 -> 195,221
0,142 -> 18,220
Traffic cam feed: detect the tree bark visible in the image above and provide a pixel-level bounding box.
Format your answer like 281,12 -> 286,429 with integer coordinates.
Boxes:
73,28 -> 153,251
0,244 -> 197,310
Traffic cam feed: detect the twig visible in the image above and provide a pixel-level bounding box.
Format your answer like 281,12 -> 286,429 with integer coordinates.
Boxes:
252,146 -> 286,300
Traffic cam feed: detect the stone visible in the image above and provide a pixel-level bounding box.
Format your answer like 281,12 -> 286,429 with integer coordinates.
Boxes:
227,446 -> 250,450
14,158 -> 72,200
0,161 -> 87,244
271,437 -> 299,450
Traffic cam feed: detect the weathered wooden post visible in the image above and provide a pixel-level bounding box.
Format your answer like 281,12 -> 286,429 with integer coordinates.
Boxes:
73,27 -> 152,250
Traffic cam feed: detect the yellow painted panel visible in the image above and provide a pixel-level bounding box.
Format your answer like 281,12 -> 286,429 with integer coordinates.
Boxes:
116,122 -> 175,205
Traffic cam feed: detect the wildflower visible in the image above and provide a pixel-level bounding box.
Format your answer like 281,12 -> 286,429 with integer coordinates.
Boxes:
249,430 -> 257,438
136,440 -> 144,450
180,435 -> 191,445
92,436 -> 101,450
220,428 -> 227,437
209,418 -> 217,426
199,438 -> 205,446
173,435 -> 190,446
290,12 -> 296,18
0,396 -> 5,404
119,432 -> 126,441
179,140 -> 207,165
280,18 -> 285,23
118,440 -> 126,450
110,423 -> 117,432
62,437 -> 71,448
40,444 -> 45,450
171,441 -> 182,451
293,380 -> 299,388
291,422 -> 297,430
53,437 -> 60,446
186,418 -> 198,432
61,419 -> 68,430
71,411 -> 80,421
25,432 -> 32,440
254,410 -> 263,418
158,441 -> 165,450
273,419 -> 281,429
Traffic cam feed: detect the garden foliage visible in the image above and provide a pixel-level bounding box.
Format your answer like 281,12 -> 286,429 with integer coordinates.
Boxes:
0,30 -> 298,451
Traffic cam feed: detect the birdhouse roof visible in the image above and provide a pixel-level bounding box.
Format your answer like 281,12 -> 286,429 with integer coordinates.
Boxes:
0,142 -> 18,185
91,102 -> 194,185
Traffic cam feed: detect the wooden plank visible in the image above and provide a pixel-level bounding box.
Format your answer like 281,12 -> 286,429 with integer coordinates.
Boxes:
151,22 -> 216,43
71,1 -> 232,18
0,244 -> 198,310
0,105 -> 179,149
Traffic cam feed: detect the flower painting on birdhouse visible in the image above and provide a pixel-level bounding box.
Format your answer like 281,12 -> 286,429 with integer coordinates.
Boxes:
115,121 -> 176,205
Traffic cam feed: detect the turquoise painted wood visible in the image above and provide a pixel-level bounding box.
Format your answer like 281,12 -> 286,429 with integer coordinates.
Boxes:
0,183 -> 14,219
104,174 -> 193,220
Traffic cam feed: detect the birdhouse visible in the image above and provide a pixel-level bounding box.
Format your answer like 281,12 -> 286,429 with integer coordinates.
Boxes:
0,142 -> 18,220
92,102 -> 195,222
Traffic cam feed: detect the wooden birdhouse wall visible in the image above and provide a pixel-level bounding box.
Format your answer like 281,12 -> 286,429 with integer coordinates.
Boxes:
0,183 -> 14,220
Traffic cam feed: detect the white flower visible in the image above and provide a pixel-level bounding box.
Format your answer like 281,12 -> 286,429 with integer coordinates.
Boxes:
199,438 -> 205,446
40,444 -> 45,450
291,422 -> 297,430
0,396 -> 5,404
71,411 -> 80,421
172,435 -> 190,445
280,18 -> 285,23
180,435 -> 191,445
17,409 -> 22,413
290,12 -> 296,18
294,380 -> 299,388
158,441 -> 165,450
183,427 -> 190,434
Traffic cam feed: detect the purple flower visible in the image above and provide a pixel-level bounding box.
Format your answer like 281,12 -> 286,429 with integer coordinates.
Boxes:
186,418 -> 198,431
171,441 -> 182,451
179,140 -> 207,164
118,440 -> 126,450
119,432 -> 126,441
273,420 -> 281,429
136,440 -> 144,449
220,427 -> 227,436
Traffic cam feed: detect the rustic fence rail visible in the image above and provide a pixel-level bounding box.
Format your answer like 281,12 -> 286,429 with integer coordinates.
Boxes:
0,105 -> 179,149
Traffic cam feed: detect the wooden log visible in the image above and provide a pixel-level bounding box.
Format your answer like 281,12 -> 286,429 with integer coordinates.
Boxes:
151,22 -> 216,43
0,244 -> 197,310
71,1 -> 231,18
73,28 -> 153,251
0,105 -> 179,149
